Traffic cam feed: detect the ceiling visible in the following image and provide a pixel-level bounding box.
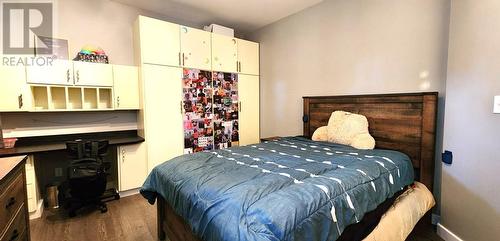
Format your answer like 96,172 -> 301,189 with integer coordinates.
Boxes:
112,0 -> 324,35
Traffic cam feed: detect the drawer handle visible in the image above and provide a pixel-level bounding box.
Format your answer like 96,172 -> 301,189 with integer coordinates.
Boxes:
5,197 -> 16,209
9,229 -> 19,241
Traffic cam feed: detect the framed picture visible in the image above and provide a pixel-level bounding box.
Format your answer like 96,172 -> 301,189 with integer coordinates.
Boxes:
35,36 -> 69,60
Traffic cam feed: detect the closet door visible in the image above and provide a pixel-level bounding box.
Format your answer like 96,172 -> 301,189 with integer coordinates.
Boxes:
137,16 -> 180,66
26,60 -> 73,85
212,33 -> 238,73
238,74 -> 260,145
237,39 -> 259,75
180,26 -> 211,70
142,64 -> 184,171
118,143 -> 147,191
73,61 -> 113,87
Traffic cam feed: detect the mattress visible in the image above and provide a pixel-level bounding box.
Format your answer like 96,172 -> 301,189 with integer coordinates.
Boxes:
141,137 -> 414,241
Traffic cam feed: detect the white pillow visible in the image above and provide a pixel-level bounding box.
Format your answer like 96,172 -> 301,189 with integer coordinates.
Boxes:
311,126 -> 328,141
326,111 -> 375,150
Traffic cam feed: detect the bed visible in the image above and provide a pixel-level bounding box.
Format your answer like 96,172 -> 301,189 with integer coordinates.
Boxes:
141,92 -> 438,241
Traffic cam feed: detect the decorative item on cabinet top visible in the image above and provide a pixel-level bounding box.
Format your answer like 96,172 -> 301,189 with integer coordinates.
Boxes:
0,62 -> 140,112
134,15 -> 260,76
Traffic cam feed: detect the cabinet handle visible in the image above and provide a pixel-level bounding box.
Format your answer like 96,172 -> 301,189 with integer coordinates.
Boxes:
76,70 -> 80,82
18,94 -> 23,109
178,52 -> 181,66
9,229 -> 19,241
5,197 -> 16,209
239,62 -> 242,72
236,61 -> 239,72
180,101 -> 183,114
67,69 -> 70,82
117,96 -> 120,107
182,53 -> 185,66
239,101 -> 242,112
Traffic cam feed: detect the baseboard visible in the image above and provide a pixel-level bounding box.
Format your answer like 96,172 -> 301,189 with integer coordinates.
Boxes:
29,199 -> 44,220
432,213 -> 440,225
118,188 -> 140,198
437,223 -> 464,241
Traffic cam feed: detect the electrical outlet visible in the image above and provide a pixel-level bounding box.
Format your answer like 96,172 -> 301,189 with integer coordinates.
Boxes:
494,96 -> 500,114
55,167 -> 63,177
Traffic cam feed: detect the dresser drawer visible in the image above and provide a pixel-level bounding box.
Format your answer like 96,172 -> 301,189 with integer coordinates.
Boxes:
0,173 -> 25,234
0,204 -> 26,241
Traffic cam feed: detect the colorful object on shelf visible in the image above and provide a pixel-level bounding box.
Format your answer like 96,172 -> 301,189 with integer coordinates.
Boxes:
74,44 -> 109,64
2,138 -> 18,149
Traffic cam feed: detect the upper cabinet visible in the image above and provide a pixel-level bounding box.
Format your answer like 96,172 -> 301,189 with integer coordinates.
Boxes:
237,39 -> 259,76
0,64 -> 31,112
27,60 -> 113,87
211,34 -> 238,73
135,16 -> 180,66
26,60 -> 73,85
180,26 -> 211,70
72,61 -> 113,87
113,65 -> 140,110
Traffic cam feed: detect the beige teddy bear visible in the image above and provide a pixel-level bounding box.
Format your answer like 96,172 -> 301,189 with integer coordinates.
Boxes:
312,111 -> 375,150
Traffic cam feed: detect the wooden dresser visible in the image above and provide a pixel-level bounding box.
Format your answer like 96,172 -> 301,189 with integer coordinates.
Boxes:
0,155 -> 29,241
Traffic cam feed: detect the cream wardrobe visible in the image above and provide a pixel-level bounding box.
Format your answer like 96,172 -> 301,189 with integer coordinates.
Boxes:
134,16 -> 260,171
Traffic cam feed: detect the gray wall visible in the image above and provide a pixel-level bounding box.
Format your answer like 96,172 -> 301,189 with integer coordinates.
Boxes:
249,0 -> 450,212
441,0 -> 500,240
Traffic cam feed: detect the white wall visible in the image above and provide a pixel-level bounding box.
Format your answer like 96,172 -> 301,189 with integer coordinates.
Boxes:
55,0 -> 199,65
441,1 -> 500,240
249,0 -> 450,210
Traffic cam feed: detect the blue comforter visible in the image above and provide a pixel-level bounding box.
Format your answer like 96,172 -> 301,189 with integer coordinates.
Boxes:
141,137 -> 414,241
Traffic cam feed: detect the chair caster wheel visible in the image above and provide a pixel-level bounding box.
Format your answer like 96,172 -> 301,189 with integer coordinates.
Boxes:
115,194 -> 120,200
100,205 -> 108,213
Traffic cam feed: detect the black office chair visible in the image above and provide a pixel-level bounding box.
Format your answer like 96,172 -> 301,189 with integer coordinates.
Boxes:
64,140 -> 119,217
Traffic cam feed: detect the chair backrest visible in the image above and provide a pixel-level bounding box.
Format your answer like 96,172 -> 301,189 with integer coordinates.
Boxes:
66,140 -> 109,161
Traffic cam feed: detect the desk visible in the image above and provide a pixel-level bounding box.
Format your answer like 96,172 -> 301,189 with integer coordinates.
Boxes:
0,131 -> 146,218
0,131 -> 144,158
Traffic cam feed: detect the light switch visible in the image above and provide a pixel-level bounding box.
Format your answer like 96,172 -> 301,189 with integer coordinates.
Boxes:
494,96 -> 500,114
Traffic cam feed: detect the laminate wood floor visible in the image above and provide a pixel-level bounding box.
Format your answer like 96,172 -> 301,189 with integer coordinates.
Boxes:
30,194 -> 443,241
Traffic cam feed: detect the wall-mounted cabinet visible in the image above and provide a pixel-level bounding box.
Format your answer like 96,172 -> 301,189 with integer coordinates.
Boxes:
180,26 -> 212,70
1,62 -> 139,112
26,60 -> 73,85
135,16 -> 180,66
73,61 -> 113,87
0,64 -> 30,112
113,65 -> 139,109
27,60 -> 113,87
237,39 -> 260,76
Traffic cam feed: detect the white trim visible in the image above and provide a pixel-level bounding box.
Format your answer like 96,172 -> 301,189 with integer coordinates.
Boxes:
29,199 -> 44,220
437,223 -> 464,241
2,125 -> 137,138
118,188 -> 140,198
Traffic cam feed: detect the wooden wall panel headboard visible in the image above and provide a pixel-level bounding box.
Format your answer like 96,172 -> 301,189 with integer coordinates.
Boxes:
302,92 -> 438,191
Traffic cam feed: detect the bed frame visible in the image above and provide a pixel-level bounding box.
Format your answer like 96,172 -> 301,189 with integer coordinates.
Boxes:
156,92 -> 438,241
303,92 -> 437,191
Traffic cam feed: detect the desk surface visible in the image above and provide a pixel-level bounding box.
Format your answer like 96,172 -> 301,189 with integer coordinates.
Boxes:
0,131 -> 144,158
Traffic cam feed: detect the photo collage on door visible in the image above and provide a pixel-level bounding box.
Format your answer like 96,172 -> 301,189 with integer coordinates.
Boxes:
182,69 -> 214,154
212,71 -> 239,149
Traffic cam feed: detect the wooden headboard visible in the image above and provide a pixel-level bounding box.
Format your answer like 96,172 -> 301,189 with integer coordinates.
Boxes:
303,92 -> 438,191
